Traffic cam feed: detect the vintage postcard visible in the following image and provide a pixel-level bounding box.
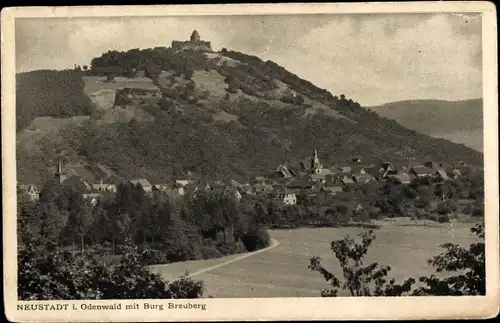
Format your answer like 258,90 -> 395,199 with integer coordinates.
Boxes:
2,2 -> 499,321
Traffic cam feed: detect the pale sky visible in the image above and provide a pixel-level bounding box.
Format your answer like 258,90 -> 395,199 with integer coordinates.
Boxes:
15,13 -> 482,106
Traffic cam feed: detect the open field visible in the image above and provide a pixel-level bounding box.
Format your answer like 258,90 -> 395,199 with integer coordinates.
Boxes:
150,222 -> 479,298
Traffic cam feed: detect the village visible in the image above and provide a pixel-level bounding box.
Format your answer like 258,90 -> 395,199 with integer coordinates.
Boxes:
17,149 -> 479,219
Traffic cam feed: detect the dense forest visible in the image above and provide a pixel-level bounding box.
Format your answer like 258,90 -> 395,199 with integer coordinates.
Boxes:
16,47 -> 483,184
16,70 -> 92,130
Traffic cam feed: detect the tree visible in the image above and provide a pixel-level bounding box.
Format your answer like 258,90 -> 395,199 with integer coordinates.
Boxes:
18,235 -> 204,300
145,62 -> 162,83
184,69 -> 194,80
62,186 -> 93,253
35,201 -> 68,247
413,223 -> 485,296
83,65 -> 88,71
309,230 -> 415,296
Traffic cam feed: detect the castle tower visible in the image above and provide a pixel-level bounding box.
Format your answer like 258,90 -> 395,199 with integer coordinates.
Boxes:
311,149 -> 323,174
55,156 -> 66,184
190,30 -> 201,42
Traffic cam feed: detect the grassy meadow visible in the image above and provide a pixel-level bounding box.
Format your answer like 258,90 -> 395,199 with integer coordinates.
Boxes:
150,221 -> 479,298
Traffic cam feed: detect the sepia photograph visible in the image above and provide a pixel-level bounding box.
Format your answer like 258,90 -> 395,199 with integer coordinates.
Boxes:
2,2 -> 499,321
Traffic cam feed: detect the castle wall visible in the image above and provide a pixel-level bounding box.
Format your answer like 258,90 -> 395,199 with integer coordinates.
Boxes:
172,40 -> 212,52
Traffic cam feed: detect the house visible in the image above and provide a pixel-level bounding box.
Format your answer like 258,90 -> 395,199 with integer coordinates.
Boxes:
228,187 -> 242,201
153,183 -> 185,198
272,190 -> 297,206
237,184 -> 253,195
285,177 -> 313,192
381,162 -> 393,171
382,169 -> 399,178
387,173 -> 412,184
350,165 -> 367,175
321,185 -> 344,195
253,176 -> 268,184
451,169 -> 462,179
253,183 -> 274,197
352,157 -> 362,164
184,182 -> 200,198
210,184 -> 242,201
310,173 -> 327,183
341,177 -> 356,185
457,165 -> 473,176
91,179 -> 118,193
352,173 -> 375,184
409,165 -> 435,178
425,161 -> 444,169
105,175 -> 123,186
175,178 -> 191,186
364,166 -> 384,181
82,193 -> 101,206
435,169 -> 450,181
18,184 -> 40,201
339,166 -> 352,174
270,164 -> 295,179
129,178 -> 153,192
155,184 -> 185,201
339,176 -> 358,192
210,183 -> 226,194
323,175 -> 343,194
229,179 -> 241,188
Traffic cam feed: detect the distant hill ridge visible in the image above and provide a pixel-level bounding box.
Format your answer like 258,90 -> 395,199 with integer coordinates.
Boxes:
366,99 -> 483,151
15,38 -> 483,183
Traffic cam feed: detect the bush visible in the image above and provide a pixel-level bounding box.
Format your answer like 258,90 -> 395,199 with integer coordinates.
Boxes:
18,238 -> 204,300
415,210 -> 431,220
309,230 -> 415,296
437,203 -> 450,215
184,69 -> 194,80
227,87 -> 239,94
139,247 -> 167,265
429,213 -> 450,223
472,203 -> 484,217
200,239 -> 223,259
241,227 -> 270,252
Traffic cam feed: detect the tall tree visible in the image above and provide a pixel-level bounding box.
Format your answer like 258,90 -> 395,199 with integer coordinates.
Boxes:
309,230 -> 415,296
413,223 -> 485,296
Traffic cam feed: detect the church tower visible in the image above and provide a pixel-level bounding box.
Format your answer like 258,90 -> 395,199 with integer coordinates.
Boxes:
190,30 -> 201,42
311,149 -> 323,174
55,156 -> 66,184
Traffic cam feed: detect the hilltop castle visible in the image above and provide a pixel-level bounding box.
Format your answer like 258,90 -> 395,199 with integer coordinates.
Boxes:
171,30 -> 213,52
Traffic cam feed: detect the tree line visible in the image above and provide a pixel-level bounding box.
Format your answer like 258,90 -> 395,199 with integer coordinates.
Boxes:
18,180 -> 272,299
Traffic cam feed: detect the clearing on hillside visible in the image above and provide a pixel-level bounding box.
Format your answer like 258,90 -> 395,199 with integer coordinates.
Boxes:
191,70 -> 228,98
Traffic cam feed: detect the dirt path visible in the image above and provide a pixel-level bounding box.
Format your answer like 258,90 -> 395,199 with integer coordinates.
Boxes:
183,238 -> 280,279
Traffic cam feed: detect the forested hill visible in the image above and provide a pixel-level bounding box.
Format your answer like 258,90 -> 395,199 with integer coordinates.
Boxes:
367,99 -> 483,152
16,47 -> 483,184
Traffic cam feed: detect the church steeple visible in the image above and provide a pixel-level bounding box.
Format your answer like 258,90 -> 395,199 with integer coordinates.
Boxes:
311,149 -> 323,174
55,156 -> 66,184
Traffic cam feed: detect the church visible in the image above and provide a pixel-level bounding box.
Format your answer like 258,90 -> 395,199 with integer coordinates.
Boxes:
171,30 -> 213,52
306,149 -> 335,182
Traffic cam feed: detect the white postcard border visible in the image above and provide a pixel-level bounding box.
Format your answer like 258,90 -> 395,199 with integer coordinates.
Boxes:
2,2 -> 499,321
